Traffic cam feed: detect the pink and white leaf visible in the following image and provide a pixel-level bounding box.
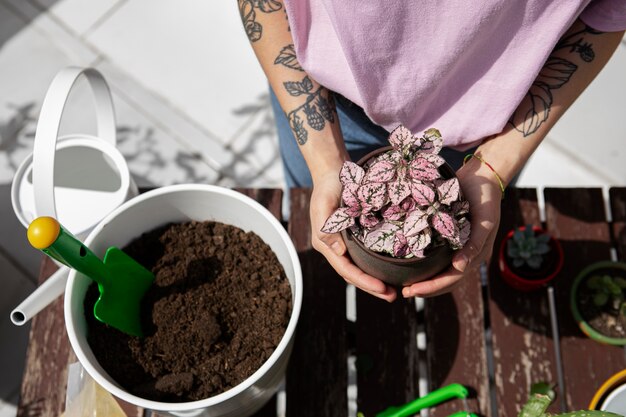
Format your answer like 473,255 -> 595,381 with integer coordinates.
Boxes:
342,182 -> 360,209
400,196 -> 417,212
408,229 -> 432,252
409,157 -> 440,181
411,182 -> 436,206
457,218 -> 471,249
436,178 -> 461,205
421,153 -> 446,167
403,208 -> 429,237
431,211 -> 459,241
339,161 -> 365,186
393,232 -> 410,258
364,160 -> 396,184
388,175 -> 412,205
358,182 -> 387,212
363,221 -> 401,254
321,207 -> 356,234
359,212 -> 381,229
381,204 -> 405,221
419,128 -> 443,154
388,125 -> 415,151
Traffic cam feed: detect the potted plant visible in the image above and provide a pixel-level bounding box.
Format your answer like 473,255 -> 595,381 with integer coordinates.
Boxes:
321,125 -> 471,287
570,260 -> 626,346
498,224 -> 564,291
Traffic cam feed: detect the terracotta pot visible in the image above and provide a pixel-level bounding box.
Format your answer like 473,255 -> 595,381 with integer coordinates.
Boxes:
570,260 -> 626,346
498,226 -> 564,291
341,146 -> 459,287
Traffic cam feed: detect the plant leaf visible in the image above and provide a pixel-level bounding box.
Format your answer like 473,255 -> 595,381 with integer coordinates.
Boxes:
364,221 -> 401,254
421,153 -> 446,167
381,204 -> 405,221
458,218 -> 471,248
321,207 -> 356,234
409,157 -> 440,181
530,382 -> 556,401
452,200 -> 470,216
393,232 -> 410,258
419,128 -> 443,154
411,182 -> 436,206
404,208 -> 429,237
341,182 -> 360,209
340,161 -> 365,186
388,125 -> 416,152
364,160 -> 396,184
388,173 -> 412,205
358,182 -> 388,212
409,229 -> 432,252
359,212 -> 381,229
284,79 -> 309,96
432,211 -> 459,240
436,178 -> 461,205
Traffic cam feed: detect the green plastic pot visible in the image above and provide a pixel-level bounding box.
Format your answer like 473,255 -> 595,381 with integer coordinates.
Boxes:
570,260 -> 626,346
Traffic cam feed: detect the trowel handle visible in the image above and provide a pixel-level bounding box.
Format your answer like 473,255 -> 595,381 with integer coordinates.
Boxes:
377,384 -> 469,417
27,217 -> 108,288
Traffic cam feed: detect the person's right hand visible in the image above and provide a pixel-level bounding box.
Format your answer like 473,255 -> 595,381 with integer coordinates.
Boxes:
310,170 -> 398,302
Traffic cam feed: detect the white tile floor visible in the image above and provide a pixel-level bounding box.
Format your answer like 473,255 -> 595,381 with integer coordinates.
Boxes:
0,1 -> 625,416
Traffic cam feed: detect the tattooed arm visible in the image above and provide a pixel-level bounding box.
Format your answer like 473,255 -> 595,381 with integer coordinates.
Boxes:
403,19 -> 624,298
239,0 -> 397,301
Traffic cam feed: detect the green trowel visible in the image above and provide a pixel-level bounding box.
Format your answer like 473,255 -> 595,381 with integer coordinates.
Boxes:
27,216 -> 154,337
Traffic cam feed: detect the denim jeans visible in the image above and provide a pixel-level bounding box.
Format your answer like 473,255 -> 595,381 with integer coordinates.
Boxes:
269,88 -> 474,188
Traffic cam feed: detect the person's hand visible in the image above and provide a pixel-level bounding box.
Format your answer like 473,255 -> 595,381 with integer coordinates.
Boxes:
310,170 -> 398,302
402,157 -> 503,298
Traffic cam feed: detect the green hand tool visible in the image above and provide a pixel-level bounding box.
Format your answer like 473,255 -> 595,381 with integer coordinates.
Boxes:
27,216 -> 154,337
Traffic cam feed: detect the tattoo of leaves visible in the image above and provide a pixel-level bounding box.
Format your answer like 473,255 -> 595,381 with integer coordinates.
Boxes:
275,45 -> 303,71
284,76 -> 336,145
238,0 -> 283,43
508,26 -> 601,136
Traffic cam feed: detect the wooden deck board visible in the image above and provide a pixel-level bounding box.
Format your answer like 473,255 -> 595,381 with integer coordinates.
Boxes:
487,188 -> 559,417
545,188 -> 626,411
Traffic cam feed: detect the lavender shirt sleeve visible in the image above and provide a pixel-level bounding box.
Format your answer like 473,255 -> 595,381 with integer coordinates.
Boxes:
580,0 -> 626,31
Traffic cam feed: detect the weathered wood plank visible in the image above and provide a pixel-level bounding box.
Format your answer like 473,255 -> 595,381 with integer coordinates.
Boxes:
355,293 -> 419,416
286,188 -> 348,417
609,187 -> 626,260
424,272 -> 490,416
487,188 -> 559,417
545,188 -> 626,411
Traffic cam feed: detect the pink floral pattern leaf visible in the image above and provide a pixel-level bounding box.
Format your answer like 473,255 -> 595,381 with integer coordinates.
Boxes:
403,208 -> 429,237
431,211 -> 459,241
364,160 -> 396,184
359,212 -> 381,229
358,182 -> 387,212
419,128 -> 443,154
436,178 -> 461,205
342,182 -> 360,209
421,153 -> 446,167
411,182 -> 436,206
339,161 -> 365,186
400,197 -> 416,212
388,174 -> 412,205
408,229 -> 432,252
364,221 -> 401,254
321,207 -> 356,234
409,157 -> 440,181
381,204 -> 405,221
393,232 -> 410,257
388,125 -> 415,151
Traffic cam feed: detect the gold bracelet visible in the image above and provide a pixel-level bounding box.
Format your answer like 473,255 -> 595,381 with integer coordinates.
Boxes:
463,154 -> 506,199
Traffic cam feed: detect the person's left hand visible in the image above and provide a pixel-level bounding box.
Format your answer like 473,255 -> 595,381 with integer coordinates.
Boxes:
401,157 -> 503,298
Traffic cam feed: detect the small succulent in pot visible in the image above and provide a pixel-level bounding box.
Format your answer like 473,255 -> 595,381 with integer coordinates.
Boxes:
507,224 -> 551,269
586,274 -> 626,316
321,125 -> 471,284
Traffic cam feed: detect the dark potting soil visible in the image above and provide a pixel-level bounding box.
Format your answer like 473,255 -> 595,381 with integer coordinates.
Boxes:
85,221 -> 292,402
578,274 -> 626,339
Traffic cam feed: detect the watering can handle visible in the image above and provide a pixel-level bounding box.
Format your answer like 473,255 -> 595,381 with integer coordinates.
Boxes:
32,67 -> 116,219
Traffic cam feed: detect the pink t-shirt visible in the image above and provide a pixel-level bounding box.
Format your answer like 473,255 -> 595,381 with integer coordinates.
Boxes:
284,0 -> 626,149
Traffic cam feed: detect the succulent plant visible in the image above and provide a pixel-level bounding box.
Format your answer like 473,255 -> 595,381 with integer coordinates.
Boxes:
586,274 -> 626,316
321,125 -> 471,259
519,393 -> 620,417
507,225 -> 551,269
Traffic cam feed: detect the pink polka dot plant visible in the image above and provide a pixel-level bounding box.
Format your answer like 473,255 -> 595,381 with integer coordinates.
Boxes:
322,125 -> 471,259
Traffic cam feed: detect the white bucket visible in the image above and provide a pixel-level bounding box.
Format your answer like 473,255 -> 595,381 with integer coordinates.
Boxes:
65,184 -> 303,417
10,67 -> 137,326
601,384 -> 626,416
